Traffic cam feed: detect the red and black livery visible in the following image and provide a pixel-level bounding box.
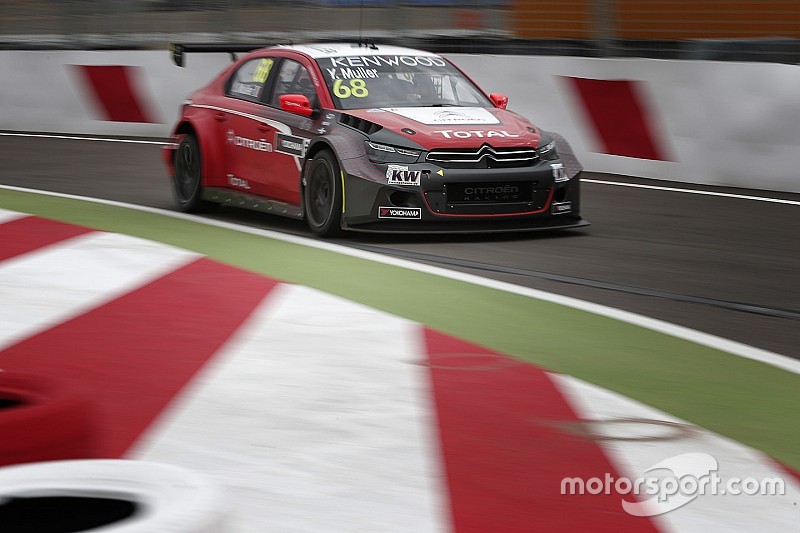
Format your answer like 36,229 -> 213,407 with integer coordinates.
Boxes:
164,42 -> 587,236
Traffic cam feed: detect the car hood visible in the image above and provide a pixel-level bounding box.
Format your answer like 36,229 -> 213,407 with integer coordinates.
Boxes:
343,106 -> 541,150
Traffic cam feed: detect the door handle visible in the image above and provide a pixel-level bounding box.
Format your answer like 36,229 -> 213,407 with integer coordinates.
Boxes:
214,112 -> 226,122
257,124 -> 270,133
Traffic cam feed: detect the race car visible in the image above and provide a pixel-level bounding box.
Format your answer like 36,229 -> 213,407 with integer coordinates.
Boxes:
164,42 -> 588,236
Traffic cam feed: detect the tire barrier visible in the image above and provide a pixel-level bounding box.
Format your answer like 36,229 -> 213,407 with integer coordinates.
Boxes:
0,372 -> 96,467
0,459 -> 231,532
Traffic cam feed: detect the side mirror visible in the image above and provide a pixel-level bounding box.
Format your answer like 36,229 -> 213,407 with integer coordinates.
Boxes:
490,93 -> 509,110
280,94 -> 314,117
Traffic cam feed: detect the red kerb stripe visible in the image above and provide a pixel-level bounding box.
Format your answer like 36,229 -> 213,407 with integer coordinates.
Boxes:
0,216 -> 94,261
0,258 -> 279,458
423,329 -> 660,532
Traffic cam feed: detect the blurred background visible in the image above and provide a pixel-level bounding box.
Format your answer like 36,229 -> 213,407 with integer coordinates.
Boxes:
2,0 -> 800,62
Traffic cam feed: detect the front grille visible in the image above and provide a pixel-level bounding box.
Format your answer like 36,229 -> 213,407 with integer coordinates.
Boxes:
446,181 -> 534,204
426,144 -> 538,169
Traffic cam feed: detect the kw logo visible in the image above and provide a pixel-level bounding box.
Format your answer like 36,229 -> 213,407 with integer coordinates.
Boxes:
386,165 -> 421,186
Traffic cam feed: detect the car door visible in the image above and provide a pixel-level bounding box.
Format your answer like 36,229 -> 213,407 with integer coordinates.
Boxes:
222,56 -> 279,197
261,58 -> 322,205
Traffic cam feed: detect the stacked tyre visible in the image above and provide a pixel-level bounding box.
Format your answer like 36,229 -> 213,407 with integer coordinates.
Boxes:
0,460 -> 230,532
0,372 -> 96,467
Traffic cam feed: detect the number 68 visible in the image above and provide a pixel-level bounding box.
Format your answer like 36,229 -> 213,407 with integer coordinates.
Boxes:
333,79 -> 369,98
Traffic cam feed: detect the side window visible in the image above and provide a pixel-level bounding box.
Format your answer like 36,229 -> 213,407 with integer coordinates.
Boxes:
270,59 -> 317,107
227,57 -> 275,102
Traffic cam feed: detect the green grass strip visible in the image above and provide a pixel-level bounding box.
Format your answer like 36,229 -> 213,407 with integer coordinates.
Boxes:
2,188 -> 799,469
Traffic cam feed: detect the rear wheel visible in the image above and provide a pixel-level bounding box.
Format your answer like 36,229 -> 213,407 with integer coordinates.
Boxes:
304,150 -> 343,237
173,134 -> 215,213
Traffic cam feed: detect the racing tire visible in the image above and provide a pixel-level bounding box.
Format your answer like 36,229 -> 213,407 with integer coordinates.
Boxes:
173,134 -> 216,213
0,459 -> 230,532
0,372 -> 96,467
304,150 -> 343,237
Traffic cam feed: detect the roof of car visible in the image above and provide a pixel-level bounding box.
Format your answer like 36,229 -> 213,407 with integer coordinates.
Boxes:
280,43 -> 441,59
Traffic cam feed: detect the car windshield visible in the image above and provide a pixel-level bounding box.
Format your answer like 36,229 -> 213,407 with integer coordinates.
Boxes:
317,54 -> 492,110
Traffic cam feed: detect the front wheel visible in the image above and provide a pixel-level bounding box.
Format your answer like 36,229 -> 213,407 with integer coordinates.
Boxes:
173,134 -> 215,213
303,150 -> 343,237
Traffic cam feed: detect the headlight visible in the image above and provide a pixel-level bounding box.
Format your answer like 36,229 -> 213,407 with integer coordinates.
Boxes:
365,141 -> 421,164
537,138 -> 559,161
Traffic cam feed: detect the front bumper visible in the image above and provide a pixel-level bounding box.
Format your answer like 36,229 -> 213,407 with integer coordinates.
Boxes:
341,159 -> 586,234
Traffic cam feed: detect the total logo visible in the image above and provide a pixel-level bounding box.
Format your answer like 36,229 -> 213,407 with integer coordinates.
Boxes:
433,130 -> 520,139
227,174 -> 251,190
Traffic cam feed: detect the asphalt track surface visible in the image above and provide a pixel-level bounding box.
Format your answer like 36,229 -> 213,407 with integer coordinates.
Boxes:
1,133 -> 798,359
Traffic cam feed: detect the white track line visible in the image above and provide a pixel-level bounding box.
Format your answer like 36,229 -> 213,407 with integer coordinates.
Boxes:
552,373 -> 800,532
1,185 -> 799,376
132,284 -> 449,533
0,132 -> 167,145
583,178 -> 800,206
0,231 -> 198,351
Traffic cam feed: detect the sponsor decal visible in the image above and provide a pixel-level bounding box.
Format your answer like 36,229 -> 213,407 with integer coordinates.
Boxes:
326,55 -> 447,68
378,206 -> 422,219
447,181 -> 532,203
433,110 -> 477,122
551,163 -> 567,182
325,67 -> 379,80
231,82 -> 262,98
386,165 -> 421,186
551,201 -> 572,215
433,129 -> 519,139
252,58 -> 274,84
227,174 -> 251,190
226,129 -> 272,152
308,68 -> 320,87
463,185 -> 521,202
383,106 -> 499,125
275,133 -> 309,157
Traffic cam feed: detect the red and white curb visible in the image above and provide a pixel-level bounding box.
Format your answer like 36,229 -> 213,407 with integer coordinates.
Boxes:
1,209 -> 797,532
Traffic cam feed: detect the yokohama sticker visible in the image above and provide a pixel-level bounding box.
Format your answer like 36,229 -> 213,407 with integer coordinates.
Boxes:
379,207 -> 422,219
386,165 -> 421,186
551,201 -> 572,215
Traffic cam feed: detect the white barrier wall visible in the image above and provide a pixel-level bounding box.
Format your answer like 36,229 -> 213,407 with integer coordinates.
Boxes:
1,50 -> 798,192
0,51 -> 231,138
454,55 -> 800,193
